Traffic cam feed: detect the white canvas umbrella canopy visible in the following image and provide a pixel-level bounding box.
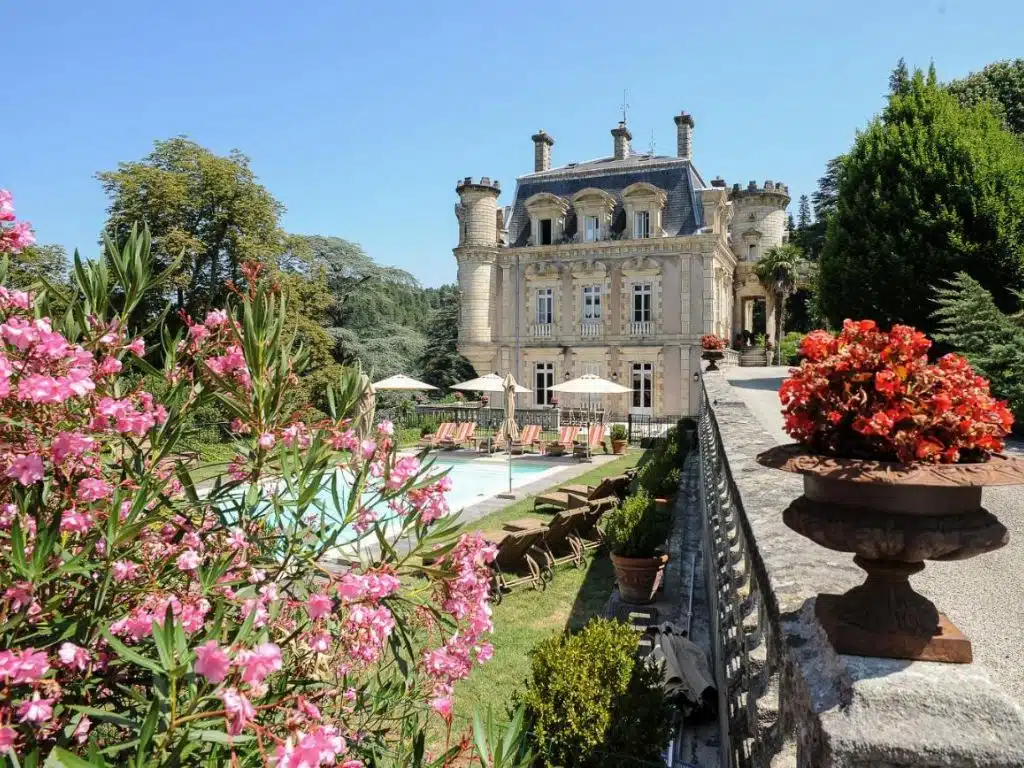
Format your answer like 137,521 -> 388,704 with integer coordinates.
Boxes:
372,373 -> 437,391
451,373 -> 532,393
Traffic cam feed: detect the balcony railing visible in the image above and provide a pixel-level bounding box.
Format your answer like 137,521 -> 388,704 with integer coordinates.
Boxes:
629,320 -> 653,337
579,321 -> 602,338
530,323 -> 553,338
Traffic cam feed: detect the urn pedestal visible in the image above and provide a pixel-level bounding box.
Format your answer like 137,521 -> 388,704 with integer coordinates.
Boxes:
758,445 -> 1024,663
701,350 -> 725,371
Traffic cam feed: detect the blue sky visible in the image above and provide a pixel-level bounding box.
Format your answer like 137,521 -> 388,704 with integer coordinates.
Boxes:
4,0 -> 1023,286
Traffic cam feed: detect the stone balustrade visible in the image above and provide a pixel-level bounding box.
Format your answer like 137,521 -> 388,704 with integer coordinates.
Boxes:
697,370 -> 1024,768
629,320 -> 653,337
579,321 -> 602,338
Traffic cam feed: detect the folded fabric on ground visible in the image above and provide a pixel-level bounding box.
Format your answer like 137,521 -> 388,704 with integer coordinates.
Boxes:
644,622 -> 718,723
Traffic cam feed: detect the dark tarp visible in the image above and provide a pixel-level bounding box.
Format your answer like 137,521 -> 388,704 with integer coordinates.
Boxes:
644,622 -> 717,723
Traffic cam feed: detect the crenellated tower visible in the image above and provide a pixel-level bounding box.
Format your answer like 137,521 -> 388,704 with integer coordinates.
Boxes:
454,177 -> 502,372
727,180 -> 791,263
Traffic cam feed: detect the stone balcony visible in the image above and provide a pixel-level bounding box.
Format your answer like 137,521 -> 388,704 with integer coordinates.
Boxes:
530,323 -> 553,339
629,320 -> 653,337
579,321 -> 603,339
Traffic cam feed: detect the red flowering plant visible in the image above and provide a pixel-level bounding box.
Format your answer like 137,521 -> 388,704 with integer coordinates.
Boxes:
700,334 -> 726,351
0,192 -> 501,766
780,319 -> 1013,464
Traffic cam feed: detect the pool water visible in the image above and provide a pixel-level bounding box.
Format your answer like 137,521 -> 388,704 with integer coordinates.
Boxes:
434,457 -> 554,510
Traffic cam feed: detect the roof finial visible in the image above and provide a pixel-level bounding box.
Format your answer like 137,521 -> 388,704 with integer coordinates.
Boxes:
648,130 -> 656,156
620,88 -> 630,125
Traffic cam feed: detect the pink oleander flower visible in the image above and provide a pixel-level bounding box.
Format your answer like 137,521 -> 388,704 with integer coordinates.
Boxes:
235,642 -> 282,685
78,477 -> 113,502
306,631 -> 331,653
377,419 -> 394,436
430,696 -> 453,720
360,439 -> 376,459
204,309 -> 228,328
273,726 -> 347,768
16,693 -> 53,724
58,642 -> 90,672
176,549 -> 200,571
387,455 -> 420,489
112,560 -> 139,582
0,189 -> 14,221
306,593 -> 333,620
218,687 -> 255,735
72,715 -> 92,744
97,356 -> 123,376
195,640 -> 231,683
0,648 -> 50,683
7,221 -> 35,252
0,725 -> 16,751
6,454 -> 44,486
51,431 -> 95,463
60,508 -> 93,534
258,432 -> 276,450
126,337 -> 146,356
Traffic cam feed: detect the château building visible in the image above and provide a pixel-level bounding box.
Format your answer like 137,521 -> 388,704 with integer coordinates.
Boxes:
453,111 -> 789,417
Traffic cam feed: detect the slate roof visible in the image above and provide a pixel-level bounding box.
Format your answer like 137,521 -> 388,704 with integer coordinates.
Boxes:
507,153 -> 707,247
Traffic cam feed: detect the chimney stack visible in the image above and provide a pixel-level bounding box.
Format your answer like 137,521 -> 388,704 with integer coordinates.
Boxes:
674,111 -> 694,160
531,130 -> 554,172
611,121 -> 632,161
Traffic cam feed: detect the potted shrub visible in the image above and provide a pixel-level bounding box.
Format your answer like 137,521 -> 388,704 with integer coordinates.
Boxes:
757,320 -> 1024,663
605,489 -> 672,604
700,334 -> 727,371
609,423 -> 628,454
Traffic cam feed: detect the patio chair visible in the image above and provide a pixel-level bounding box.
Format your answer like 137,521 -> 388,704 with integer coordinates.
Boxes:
418,422 -> 454,449
576,496 -> 618,552
440,422 -> 475,450
542,425 -> 580,457
533,473 -> 621,512
502,507 -> 589,571
510,424 -> 542,454
485,526 -> 549,603
572,424 -> 607,458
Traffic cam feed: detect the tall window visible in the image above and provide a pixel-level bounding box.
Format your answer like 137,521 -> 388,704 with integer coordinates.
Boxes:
632,283 -> 652,322
582,285 -> 602,320
536,288 -> 553,325
747,243 -> 756,261
584,215 -> 600,242
535,362 -> 554,406
540,219 -> 553,245
633,210 -> 651,239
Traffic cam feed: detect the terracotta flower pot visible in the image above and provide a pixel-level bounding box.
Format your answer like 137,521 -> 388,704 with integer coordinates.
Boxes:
758,444 -> 1024,663
701,350 -> 725,371
611,552 -> 669,605
611,439 -> 628,455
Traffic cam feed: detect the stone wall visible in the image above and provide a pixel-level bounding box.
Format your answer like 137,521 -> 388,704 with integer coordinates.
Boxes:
699,370 -> 1024,767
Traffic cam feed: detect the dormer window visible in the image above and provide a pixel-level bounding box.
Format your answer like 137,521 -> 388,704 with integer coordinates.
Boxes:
633,211 -> 651,239
622,182 -> 667,240
524,192 -> 569,247
584,216 -> 600,242
571,188 -> 616,246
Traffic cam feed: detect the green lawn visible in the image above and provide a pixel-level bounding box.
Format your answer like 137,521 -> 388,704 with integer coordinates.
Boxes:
444,450 -> 642,733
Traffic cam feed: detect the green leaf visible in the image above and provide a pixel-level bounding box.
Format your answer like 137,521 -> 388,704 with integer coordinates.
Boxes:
99,626 -> 164,675
188,730 -> 255,745
43,748 -> 99,768
135,699 -> 161,767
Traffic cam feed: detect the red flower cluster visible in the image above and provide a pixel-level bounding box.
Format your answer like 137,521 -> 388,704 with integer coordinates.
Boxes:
701,334 -> 726,351
779,319 -> 1013,464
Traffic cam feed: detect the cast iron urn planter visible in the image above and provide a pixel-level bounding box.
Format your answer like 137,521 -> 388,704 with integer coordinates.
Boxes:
701,350 -> 725,371
757,444 -> 1024,663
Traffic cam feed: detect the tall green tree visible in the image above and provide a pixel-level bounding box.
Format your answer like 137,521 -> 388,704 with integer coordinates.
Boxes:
755,243 -> 806,360
796,195 -> 812,229
420,285 -> 475,389
948,58 -> 1024,137
889,57 -> 911,95
97,137 -> 285,322
817,66 -> 1024,333
933,272 -> 1024,420
6,243 -> 68,290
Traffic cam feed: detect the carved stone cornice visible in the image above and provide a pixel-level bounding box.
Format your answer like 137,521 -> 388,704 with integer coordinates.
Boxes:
523,261 -> 564,280
453,248 -> 499,265
569,259 -> 608,279
620,254 -> 662,277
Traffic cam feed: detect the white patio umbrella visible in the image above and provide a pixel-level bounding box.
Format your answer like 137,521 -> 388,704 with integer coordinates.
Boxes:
550,374 -> 632,460
450,373 -> 532,393
372,373 -> 437,391
498,373 -> 521,496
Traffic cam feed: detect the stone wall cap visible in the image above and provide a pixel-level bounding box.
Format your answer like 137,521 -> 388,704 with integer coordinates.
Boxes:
757,443 -> 1024,487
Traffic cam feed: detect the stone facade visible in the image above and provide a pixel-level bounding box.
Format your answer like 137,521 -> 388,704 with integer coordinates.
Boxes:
454,112 -> 789,417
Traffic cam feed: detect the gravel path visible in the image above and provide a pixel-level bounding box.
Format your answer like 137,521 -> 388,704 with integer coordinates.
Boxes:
726,365 -> 1024,703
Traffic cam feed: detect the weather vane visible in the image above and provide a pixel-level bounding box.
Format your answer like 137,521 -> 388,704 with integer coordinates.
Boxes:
648,130 -> 656,156
620,89 -> 630,124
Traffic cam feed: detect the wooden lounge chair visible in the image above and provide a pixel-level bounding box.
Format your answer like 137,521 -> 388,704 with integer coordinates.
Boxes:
440,422 -> 474,450
511,424 -> 542,454
572,424 -> 607,458
576,496 -> 618,552
558,474 -> 632,504
542,425 -> 580,457
503,508 -> 589,571
419,422 -> 454,449
534,473 -> 624,513
485,526 -> 549,603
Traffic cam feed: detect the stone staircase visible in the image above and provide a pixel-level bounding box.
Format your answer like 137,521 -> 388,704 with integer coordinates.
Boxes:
738,347 -> 768,367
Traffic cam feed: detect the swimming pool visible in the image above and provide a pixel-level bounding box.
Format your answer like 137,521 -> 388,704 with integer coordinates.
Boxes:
433,457 -> 555,510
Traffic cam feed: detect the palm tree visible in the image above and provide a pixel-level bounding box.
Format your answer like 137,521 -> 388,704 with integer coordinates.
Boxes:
754,244 -> 806,363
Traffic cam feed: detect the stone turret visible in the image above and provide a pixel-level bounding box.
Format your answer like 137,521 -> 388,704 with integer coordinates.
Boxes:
454,177 -> 501,348
727,179 -> 791,263
531,130 -> 554,172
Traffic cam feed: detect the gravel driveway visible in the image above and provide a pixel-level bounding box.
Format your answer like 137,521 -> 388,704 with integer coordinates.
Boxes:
726,365 -> 1024,703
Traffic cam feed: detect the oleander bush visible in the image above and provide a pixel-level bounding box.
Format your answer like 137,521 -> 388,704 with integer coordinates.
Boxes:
513,618 -> 671,768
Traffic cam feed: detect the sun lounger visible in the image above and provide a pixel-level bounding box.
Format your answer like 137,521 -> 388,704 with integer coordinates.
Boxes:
440,422 -> 475,450
503,508 -> 589,570
511,424 -> 542,454
572,424 -> 607,458
534,473 -> 625,513
542,425 -> 580,457
419,422 -> 454,449
576,496 -> 617,552
485,526 -> 549,602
